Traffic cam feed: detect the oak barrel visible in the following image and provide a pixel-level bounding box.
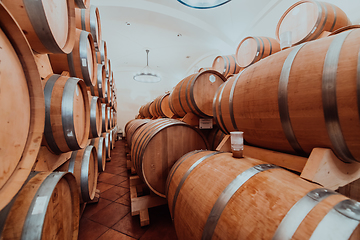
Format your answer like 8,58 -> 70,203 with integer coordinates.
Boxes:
102,132 -> 111,160
153,93 -> 174,118
141,101 -> 154,119
125,119 -> 151,147
166,151 -> 360,240
106,59 -> 111,78
0,3 -> 45,211
276,0 -> 351,49
96,40 -> 107,65
101,103 -> 108,132
43,74 -> 90,154
2,0 -> 75,54
169,70 -> 226,117
94,63 -> 106,98
235,36 -> 280,68
57,145 -> 98,202
107,106 -> 112,130
212,55 -> 242,78
89,96 -> 102,138
75,5 -> 101,51
108,129 -> 113,150
90,137 -> 106,172
206,127 -> 226,150
131,119 -> 208,197
49,29 -> 97,87
0,172 -> 80,240
213,29 -> 360,163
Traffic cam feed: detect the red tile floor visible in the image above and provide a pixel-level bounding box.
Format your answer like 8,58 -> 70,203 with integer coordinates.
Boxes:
78,139 -> 178,240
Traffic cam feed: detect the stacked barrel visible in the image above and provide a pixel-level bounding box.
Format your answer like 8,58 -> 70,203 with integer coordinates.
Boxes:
0,1 -> 118,239
165,1 -> 360,240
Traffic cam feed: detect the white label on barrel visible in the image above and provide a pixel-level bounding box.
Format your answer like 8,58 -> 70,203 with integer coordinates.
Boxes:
32,196 -> 48,215
199,118 -> 213,129
82,58 -> 87,67
99,83 -> 102,88
209,75 -> 216,83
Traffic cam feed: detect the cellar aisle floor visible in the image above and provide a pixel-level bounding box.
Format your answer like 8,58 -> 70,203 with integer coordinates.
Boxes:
78,139 -> 178,240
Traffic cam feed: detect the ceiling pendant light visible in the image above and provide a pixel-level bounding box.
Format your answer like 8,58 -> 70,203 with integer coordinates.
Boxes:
133,49 -> 161,83
177,0 -> 231,9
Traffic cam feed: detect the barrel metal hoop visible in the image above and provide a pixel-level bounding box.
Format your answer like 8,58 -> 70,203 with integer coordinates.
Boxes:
97,65 -> 104,98
44,75 -> 63,154
165,150 -> 204,198
309,199 -> 360,240
90,97 -> 99,137
258,37 -> 265,60
102,104 -> 107,132
68,151 -> 77,174
272,188 -> 337,240
217,80 -> 231,134
212,83 -> 222,127
202,164 -> 280,240
249,37 -> 261,66
223,55 -> 229,76
21,172 -> 68,240
322,30 -> 355,163
301,1 -> 324,43
190,73 -> 210,117
266,37 -> 273,56
81,146 -> 93,202
67,52 -> 77,77
23,0 -> 63,53
229,72 -> 245,130
89,6 -> 98,50
278,43 -> 306,155
62,77 -> 81,151
75,0 -> 86,9
329,4 -> 337,32
185,75 -> 198,115
79,31 -> 92,86
309,1 -> 328,41
172,151 -> 221,221
230,55 -> 237,74
178,80 -> 188,115
97,137 -> 104,168
81,9 -> 86,31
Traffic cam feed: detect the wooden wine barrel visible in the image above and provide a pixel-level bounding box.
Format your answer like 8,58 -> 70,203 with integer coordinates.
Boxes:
75,0 -> 90,9
96,40 -> 107,65
57,145 -> 98,202
43,74 -> 90,154
94,63 -> 106,98
213,29 -> 360,163
101,103 -> 108,132
235,36 -> 281,68
141,101 -> 154,119
125,119 -> 151,147
152,93 -> 174,118
75,5 -> 101,51
89,96 -> 102,139
49,29 -> 97,88
106,59 -> 111,78
207,127 -> 226,150
2,0 -> 75,54
90,137 -> 106,172
198,67 -> 212,72
111,109 -> 115,129
276,0 -> 351,49
166,151 -> 360,240
111,128 -> 117,148
131,119 -> 208,197
107,107 -> 112,130
212,55 -> 242,77
169,70 -> 226,117
0,3 -> 45,211
108,129 -> 113,150
101,76 -> 110,104
0,172 -> 80,240
102,132 -> 111,161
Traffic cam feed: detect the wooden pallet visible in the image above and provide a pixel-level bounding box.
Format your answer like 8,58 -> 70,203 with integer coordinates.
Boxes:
130,176 -> 167,227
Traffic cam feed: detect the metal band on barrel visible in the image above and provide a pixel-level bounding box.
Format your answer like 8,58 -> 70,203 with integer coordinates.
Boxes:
202,164 -> 279,240
185,75 -> 198,115
90,6 -> 98,50
308,1 -> 328,41
178,80 -> 188,115
172,151 -> 221,221
67,52 -> 77,77
44,75 -> 63,154
266,37 -> 273,56
278,44 -> 306,155
217,80 -> 231,134
90,97 -> 99,137
249,37 -> 261,66
23,0 -> 63,53
102,104 -> 107,132
165,150 -> 204,198
212,83 -> 222,127
322,31 -> 355,163
229,71 -> 245,130
81,9 -> 86,30
329,4 -> 337,32
302,1 -> 324,43
273,188 -> 337,240
190,73 -> 210,117
79,31 -> 92,86
75,0 -> 86,9
22,172 -> 70,240
310,199 -> 360,240
81,146 -> 93,202
62,78 -> 81,151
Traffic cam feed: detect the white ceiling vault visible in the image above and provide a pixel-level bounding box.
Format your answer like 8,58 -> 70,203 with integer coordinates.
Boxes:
91,0 -> 360,130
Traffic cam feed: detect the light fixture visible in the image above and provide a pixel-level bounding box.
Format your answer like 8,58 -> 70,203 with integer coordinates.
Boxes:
133,49 -> 161,83
177,0 -> 231,9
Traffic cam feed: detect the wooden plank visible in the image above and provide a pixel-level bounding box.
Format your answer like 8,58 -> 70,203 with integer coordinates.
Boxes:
87,189 -> 100,204
140,209 -> 150,227
300,148 -> 360,190
129,175 -> 143,186
180,112 -> 199,126
215,135 -> 231,152
131,194 -> 167,216
33,146 -> 72,172
244,145 -> 308,173
33,53 -> 53,87
126,160 -> 132,170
